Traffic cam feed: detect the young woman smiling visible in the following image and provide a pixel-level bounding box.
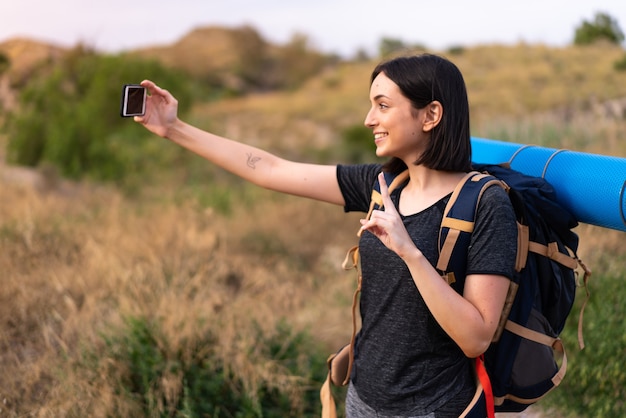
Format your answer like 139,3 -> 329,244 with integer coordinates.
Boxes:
136,53 -> 517,418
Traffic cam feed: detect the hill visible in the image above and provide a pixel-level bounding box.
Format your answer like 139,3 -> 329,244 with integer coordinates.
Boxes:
3,26 -> 626,129
0,38 -> 66,111
2,29 -> 626,187
0,37 -> 65,80
186,43 -> 626,159
1,26 -> 626,417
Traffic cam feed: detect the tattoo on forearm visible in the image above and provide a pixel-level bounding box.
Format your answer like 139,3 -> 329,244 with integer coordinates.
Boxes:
246,153 -> 261,169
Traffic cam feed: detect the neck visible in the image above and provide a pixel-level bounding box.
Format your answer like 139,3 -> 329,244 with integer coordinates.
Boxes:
397,166 -> 465,216
404,165 -> 464,193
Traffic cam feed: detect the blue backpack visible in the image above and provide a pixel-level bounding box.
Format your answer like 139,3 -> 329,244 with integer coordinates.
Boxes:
320,164 -> 591,418
438,163 -> 591,417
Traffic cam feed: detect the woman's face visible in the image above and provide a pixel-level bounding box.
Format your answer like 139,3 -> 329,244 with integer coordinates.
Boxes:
364,72 -> 428,161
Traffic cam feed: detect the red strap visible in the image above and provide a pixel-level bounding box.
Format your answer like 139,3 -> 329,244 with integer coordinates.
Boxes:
476,355 -> 495,418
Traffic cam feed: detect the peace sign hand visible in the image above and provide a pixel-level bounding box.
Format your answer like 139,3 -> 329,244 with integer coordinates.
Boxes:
359,173 -> 418,260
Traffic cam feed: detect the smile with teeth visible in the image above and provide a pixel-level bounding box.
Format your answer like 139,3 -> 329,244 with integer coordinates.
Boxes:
374,133 -> 388,140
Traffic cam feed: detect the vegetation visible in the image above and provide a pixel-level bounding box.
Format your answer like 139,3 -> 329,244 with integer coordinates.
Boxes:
1,16 -> 626,416
4,46 -> 195,186
548,242 -> 626,417
81,316 -> 327,417
0,176 -> 359,417
0,51 -> 9,75
133,26 -> 335,94
574,11 -> 625,46
378,37 -> 427,58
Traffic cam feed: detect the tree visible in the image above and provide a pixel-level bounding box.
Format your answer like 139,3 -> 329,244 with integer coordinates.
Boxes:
379,37 -> 408,58
574,12 -> 625,46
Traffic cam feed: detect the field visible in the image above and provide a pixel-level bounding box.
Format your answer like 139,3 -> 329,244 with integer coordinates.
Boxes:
1,36 -> 626,417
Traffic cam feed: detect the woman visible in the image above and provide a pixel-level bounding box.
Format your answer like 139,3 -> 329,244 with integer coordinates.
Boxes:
136,53 -> 518,417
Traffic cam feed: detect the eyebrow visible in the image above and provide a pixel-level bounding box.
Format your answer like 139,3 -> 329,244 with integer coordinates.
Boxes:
373,94 -> 390,101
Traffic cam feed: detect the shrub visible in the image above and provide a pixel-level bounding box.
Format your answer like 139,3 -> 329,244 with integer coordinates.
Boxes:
78,316 -> 328,417
573,12 -> 625,46
544,264 -> 626,416
614,53 -> 626,72
340,124 -> 378,164
4,46 -> 194,184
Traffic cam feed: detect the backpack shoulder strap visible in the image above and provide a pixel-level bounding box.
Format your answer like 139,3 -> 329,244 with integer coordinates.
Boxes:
436,171 -> 507,291
358,169 -> 410,236
330,169 -> 411,392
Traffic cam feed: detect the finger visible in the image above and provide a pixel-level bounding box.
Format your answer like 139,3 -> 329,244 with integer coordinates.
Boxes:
140,79 -> 162,92
359,215 -> 383,236
378,172 -> 398,215
140,79 -> 156,94
141,80 -> 169,101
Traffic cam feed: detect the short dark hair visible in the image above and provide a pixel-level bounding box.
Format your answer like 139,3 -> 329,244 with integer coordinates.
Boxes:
371,54 -> 472,173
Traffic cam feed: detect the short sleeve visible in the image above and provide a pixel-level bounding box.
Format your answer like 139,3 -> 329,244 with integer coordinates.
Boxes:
336,164 -> 382,213
466,184 -> 518,280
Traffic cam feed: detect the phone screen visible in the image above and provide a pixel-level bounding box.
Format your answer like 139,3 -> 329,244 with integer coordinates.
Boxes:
121,85 -> 146,117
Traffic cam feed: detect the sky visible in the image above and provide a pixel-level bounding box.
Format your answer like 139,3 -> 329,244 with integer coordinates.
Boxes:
2,0 -> 626,57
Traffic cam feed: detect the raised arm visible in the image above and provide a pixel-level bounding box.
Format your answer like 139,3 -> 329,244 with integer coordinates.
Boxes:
135,80 -> 345,206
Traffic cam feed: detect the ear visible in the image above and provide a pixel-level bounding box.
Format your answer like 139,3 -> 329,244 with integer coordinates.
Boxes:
422,100 -> 443,132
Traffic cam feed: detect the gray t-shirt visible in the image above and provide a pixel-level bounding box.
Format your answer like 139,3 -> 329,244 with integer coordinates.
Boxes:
336,164 -> 518,416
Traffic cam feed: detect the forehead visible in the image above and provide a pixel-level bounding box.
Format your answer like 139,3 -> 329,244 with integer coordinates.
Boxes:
369,72 -> 403,99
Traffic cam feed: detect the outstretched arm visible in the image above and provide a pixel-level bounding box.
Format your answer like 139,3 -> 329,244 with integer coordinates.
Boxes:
135,80 -> 345,206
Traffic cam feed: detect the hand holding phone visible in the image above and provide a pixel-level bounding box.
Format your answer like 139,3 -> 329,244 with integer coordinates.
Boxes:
120,84 -> 147,117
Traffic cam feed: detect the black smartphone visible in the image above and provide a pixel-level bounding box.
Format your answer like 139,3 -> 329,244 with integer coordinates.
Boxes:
120,84 -> 146,117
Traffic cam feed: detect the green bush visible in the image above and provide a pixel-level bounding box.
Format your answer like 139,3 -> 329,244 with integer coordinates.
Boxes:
89,316 -> 328,417
544,263 -> 626,416
4,46 -> 194,184
340,124 -> 378,164
573,12 -> 625,46
614,53 -> 626,72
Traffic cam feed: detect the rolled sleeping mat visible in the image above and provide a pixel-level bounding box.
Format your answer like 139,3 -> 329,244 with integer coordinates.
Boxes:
471,136 -> 626,232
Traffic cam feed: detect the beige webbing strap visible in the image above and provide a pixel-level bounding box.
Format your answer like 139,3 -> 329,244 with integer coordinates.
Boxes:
494,320 -> 568,406
492,282 -> 519,342
436,172 -> 478,272
504,320 -> 568,386
528,241 -> 579,270
321,246 -> 364,418
505,320 -> 557,347
340,246 -> 361,385
515,223 -> 529,271
436,172 -> 506,272
320,374 -> 336,418
360,170 -> 410,237
527,241 -> 592,349
387,169 -> 410,197
458,359 -> 487,418
342,245 -> 360,271
576,257 -> 592,349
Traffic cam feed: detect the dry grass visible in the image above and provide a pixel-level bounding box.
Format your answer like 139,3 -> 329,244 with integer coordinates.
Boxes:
1,40 -> 626,415
189,43 -> 626,161
2,174 -> 620,415
0,177 -> 363,415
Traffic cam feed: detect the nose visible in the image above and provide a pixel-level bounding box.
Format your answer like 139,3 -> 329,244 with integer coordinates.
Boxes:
364,107 -> 376,128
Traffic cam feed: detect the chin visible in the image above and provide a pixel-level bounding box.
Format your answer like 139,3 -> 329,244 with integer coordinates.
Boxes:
375,147 -> 388,158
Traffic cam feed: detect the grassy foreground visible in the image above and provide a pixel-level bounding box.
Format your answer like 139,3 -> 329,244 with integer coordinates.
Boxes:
1,43 -> 626,417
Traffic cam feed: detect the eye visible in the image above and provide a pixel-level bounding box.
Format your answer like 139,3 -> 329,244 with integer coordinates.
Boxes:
378,102 -> 389,110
